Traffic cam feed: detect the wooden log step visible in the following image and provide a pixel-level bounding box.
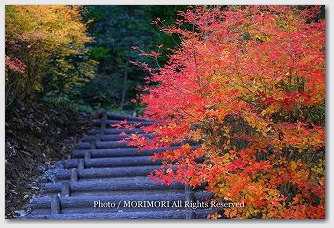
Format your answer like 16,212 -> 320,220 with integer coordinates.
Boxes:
44,177 -> 184,194
59,156 -> 162,169
92,119 -> 154,127
87,128 -> 146,135
72,146 -> 181,158
27,199 -> 196,215
67,189 -> 186,197
77,141 -> 136,149
20,209 -> 214,219
19,112 -> 212,219
76,140 -> 199,150
28,198 -> 190,215
48,204 -> 189,215
30,191 -> 212,209
55,166 -> 161,181
83,134 -> 154,142
106,113 -> 150,122
60,155 -> 203,170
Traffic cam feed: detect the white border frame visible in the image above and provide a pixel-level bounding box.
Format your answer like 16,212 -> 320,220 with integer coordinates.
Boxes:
1,0 -> 333,227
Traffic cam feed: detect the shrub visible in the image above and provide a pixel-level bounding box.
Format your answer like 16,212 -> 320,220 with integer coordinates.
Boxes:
131,6 -> 325,219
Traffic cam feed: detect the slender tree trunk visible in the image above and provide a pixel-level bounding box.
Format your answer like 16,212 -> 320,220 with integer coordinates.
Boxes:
120,59 -> 128,110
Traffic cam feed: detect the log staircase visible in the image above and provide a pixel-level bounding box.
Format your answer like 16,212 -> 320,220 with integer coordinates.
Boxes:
21,111 -> 213,219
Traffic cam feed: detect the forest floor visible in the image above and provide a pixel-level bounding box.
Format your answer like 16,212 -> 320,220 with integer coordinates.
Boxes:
5,101 -> 93,218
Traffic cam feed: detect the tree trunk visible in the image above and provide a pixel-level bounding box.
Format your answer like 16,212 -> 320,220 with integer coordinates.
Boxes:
120,59 -> 128,110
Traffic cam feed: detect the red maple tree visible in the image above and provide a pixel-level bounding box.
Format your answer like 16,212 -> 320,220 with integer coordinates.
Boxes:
130,6 -> 325,219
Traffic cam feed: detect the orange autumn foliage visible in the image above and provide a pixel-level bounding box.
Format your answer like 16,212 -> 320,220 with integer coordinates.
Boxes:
5,5 -> 94,104
131,6 -> 325,219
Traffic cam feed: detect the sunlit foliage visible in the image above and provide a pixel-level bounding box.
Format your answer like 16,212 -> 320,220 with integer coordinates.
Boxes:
5,5 -> 95,106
